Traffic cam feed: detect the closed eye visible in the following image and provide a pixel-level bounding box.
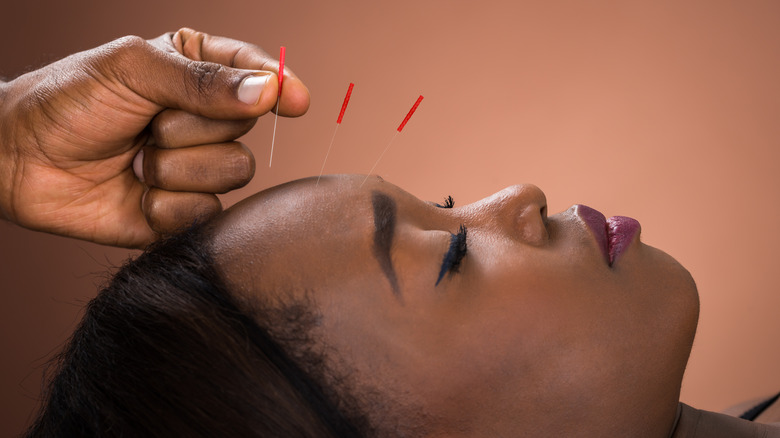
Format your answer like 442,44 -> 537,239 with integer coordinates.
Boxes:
435,225 -> 468,286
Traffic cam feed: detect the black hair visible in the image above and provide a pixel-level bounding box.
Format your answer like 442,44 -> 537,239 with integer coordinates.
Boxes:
24,225 -> 370,437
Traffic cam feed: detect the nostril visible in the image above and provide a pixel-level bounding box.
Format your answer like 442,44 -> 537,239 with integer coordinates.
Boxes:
540,205 -> 547,220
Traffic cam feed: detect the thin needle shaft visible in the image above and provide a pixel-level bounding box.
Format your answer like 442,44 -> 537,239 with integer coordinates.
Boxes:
361,131 -> 398,187
317,124 -> 339,185
361,95 -> 423,187
317,83 -> 354,184
269,98 -> 279,167
269,46 -> 286,168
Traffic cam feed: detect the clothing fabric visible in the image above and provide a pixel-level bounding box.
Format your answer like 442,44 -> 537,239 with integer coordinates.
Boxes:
741,392 -> 780,421
674,403 -> 780,437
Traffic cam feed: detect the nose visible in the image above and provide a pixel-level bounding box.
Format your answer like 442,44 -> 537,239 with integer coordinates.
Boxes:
464,184 -> 548,246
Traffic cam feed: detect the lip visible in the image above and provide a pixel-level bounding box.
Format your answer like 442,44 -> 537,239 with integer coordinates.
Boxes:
575,205 -> 641,266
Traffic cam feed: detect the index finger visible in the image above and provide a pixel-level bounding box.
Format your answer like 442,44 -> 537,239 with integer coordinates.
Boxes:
171,28 -> 310,117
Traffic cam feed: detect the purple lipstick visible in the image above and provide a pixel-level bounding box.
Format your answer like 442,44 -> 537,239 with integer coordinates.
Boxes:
575,205 -> 641,266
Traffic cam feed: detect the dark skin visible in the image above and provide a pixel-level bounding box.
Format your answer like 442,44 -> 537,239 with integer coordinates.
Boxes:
0,28 -> 310,248
210,174 -> 780,437
211,174 -> 703,437
3,28 -> 777,436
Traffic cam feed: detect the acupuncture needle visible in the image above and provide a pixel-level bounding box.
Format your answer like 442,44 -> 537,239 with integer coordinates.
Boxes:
317,83 -> 355,185
269,46 -> 285,167
361,95 -> 424,186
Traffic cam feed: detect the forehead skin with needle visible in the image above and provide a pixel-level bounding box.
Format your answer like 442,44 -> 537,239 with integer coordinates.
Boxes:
208,174 -> 699,437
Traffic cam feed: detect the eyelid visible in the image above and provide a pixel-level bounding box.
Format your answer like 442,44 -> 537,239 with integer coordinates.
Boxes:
435,225 -> 468,286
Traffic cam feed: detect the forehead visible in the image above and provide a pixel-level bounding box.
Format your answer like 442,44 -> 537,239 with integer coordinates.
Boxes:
207,175 -> 394,298
215,175 -> 370,234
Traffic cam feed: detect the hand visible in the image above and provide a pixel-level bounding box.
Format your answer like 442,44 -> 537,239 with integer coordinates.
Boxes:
0,28 -> 310,248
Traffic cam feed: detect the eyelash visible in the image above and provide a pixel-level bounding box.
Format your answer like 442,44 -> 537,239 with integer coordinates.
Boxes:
435,225 -> 468,286
435,196 -> 455,209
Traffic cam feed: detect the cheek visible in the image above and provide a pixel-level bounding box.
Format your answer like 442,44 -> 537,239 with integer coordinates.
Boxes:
452,240 -> 686,373
463,241 -> 607,343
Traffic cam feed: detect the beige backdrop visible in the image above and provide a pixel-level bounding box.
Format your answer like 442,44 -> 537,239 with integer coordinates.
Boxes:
2,0 -> 779,435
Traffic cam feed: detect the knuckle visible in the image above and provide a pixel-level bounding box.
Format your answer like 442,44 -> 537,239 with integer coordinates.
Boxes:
115,35 -> 147,50
152,123 -> 174,148
105,35 -> 148,60
150,115 -> 175,148
90,35 -> 150,77
185,61 -> 225,99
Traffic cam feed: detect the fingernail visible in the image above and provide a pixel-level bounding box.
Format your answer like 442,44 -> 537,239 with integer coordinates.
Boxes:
133,149 -> 145,182
237,74 -> 269,105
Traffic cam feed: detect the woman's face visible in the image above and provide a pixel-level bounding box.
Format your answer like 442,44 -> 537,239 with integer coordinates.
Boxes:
211,174 -> 699,436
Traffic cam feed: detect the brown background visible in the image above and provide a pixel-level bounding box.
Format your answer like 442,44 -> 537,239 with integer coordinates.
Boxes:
1,0 -> 779,435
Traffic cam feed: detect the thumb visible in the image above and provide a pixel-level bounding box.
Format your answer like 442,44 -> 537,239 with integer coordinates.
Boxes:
103,36 -> 279,119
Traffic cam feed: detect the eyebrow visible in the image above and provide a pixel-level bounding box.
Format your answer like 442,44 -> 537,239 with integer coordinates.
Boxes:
371,191 -> 401,299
